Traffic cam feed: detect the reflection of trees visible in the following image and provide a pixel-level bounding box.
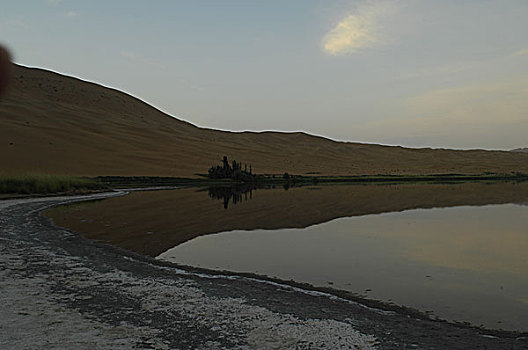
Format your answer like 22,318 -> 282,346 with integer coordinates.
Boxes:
208,183 -> 256,209
207,182 -> 302,209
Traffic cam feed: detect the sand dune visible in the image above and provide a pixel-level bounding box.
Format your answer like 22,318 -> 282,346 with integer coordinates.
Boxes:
1,64 -> 527,177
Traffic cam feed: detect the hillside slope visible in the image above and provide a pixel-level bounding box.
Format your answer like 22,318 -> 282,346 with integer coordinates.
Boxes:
1,64 -> 527,177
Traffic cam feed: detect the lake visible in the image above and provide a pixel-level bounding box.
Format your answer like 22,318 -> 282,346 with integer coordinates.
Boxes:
45,182 -> 528,331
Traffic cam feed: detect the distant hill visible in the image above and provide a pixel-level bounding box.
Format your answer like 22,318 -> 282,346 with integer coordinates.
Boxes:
511,148 -> 528,153
1,64 -> 527,177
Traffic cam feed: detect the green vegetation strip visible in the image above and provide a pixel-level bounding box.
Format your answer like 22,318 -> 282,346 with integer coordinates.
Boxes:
3,172 -> 525,195
0,174 -> 106,194
303,173 -> 528,183
97,172 -> 528,189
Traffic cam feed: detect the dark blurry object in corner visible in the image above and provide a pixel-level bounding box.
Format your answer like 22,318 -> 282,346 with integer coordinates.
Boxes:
0,46 -> 12,100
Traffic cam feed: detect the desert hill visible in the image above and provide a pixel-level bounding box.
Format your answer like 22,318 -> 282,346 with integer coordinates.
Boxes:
1,64 -> 527,177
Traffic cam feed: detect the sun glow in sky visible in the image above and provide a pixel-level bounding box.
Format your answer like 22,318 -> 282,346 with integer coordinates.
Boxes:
1,0 -> 527,150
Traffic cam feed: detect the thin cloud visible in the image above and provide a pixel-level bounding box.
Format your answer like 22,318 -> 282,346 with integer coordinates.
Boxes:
404,80 -> 528,125
360,79 -> 528,149
510,49 -> 528,58
120,51 -> 165,70
65,11 -> 77,18
45,0 -> 62,6
322,1 -> 397,55
0,17 -> 27,31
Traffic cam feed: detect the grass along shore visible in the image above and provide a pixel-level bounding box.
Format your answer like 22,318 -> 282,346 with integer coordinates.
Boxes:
0,174 -> 107,195
1,172 -> 526,196
96,172 -> 528,188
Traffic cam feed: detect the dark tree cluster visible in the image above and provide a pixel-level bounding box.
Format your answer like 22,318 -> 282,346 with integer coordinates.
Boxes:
208,156 -> 255,182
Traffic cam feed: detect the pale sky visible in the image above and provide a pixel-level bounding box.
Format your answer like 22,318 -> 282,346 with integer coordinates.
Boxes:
2,0 -> 527,150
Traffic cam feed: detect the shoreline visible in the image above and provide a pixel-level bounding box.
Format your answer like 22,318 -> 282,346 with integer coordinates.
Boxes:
2,193 -> 528,349
96,173 -> 528,188
1,174 -> 526,199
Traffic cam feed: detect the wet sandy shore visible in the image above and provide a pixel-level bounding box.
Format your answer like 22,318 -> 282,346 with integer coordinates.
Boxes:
1,193 -> 527,349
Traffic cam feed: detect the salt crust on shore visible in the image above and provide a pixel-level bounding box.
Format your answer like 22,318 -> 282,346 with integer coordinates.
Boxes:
0,194 -> 377,349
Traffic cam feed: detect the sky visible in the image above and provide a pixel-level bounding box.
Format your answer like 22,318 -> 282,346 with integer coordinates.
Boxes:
1,0 -> 527,150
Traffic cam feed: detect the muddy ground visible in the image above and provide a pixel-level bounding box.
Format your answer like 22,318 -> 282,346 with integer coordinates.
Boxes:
1,193 -> 527,349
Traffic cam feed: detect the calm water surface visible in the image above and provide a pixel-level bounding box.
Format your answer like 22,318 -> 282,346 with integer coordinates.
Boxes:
160,203 -> 528,331
46,182 -> 528,331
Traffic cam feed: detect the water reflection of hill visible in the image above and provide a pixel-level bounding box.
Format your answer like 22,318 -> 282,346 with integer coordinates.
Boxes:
46,182 -> 528,257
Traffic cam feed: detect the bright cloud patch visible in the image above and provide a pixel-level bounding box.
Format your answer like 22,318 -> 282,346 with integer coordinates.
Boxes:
322,1 -> 396,55
323,14 -> 375,55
